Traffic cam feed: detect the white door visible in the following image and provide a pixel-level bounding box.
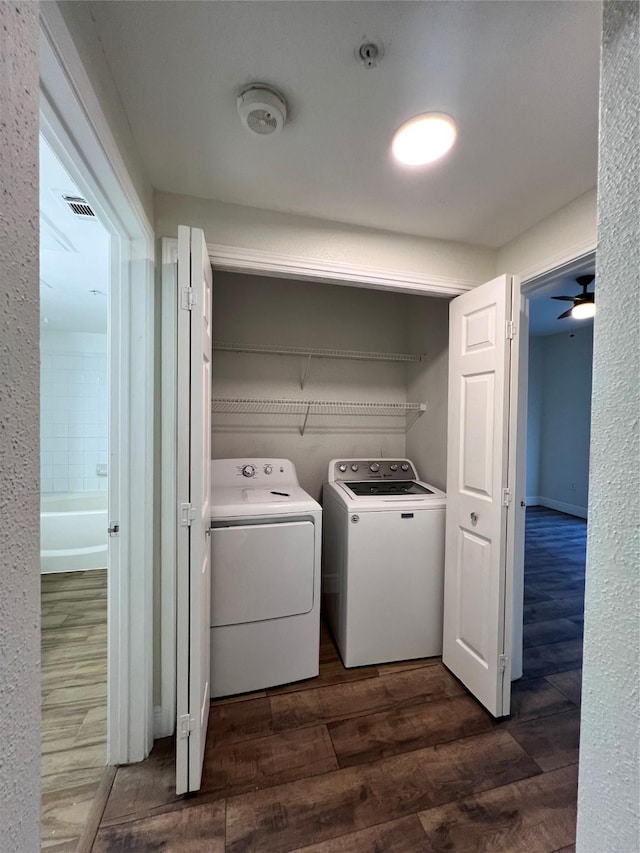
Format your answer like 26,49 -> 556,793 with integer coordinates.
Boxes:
176,226 -> 213,794
443,274 -> 516,717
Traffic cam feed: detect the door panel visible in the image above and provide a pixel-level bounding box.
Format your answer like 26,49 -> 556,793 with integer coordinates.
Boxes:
211,522 -> 315,626
176,226 -> 212,795
443,275 -> 514,717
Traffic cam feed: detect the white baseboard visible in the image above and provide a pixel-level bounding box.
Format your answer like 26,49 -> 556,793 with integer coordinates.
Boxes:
153,705 -> 174,739
536,496 -> 588,519
526,496 -> 542,506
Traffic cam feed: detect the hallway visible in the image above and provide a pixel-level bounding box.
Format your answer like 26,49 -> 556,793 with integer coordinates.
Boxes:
89,508 -> 585,852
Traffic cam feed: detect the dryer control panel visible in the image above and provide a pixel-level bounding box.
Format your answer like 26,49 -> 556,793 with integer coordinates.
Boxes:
329,459 -> 418,482
211,458 -> 300,487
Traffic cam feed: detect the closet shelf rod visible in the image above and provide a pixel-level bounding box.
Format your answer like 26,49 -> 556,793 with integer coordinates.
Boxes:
213,341 -> 421,363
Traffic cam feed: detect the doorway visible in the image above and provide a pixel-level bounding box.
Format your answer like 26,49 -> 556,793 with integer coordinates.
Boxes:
507,263 -> 595,758
39,133 -> 111,848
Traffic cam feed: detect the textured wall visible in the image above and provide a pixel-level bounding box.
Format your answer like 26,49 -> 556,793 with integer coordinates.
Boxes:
576,3 -> 640,851
0,3 -> 41,850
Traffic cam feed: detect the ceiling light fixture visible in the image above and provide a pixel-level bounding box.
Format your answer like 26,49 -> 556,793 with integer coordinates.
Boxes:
392,113 -> 457,166
571,301 -> 596,320
552,274 -> 596,320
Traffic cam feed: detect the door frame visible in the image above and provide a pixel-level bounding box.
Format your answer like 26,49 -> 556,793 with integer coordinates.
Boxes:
40,5 -> 155,763
159,235 -> 596,726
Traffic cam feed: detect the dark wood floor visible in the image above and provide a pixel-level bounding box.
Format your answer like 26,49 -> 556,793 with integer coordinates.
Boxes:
91,506 -> 585,852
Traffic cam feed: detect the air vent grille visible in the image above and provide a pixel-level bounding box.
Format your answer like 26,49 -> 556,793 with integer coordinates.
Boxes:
63,195 -> 95,218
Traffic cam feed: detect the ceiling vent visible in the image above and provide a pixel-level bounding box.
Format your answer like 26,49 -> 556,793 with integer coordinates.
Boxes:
62,195 -> 96,218
237,85 -> 287,137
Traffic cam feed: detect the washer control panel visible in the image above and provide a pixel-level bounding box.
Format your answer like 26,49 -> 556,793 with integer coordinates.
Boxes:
330,459 -> 418,481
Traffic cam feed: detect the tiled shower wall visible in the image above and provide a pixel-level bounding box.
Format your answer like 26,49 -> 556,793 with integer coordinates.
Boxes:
40,331 -> 108,494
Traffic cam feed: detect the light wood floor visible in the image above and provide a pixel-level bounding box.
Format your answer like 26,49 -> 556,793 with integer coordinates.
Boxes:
89,508 -> 584,852
41,569 -> 108,852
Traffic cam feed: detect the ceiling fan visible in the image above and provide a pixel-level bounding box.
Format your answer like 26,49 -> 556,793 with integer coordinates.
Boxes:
552,274 -> 596,320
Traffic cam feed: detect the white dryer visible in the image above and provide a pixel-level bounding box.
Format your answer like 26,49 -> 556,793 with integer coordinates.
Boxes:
210,458 -> 321,697
322,458 -> 446,668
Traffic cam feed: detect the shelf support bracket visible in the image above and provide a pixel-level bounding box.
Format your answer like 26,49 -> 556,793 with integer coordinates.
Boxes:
300,354 -> 313,390
300,402 -> 312,436
406,403 -> 427,431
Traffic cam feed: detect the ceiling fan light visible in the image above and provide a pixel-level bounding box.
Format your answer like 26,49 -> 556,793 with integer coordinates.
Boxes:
392,113 -> 457,166
571,302 -> 596,319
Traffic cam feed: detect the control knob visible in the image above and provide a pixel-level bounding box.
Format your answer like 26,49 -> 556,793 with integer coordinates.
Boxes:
401,463 -> 410,472
338,464 -> 348,473
351,464 -> 360,472
369,462 -> 380,473
264,465 -> 273,475
389,463 -> 398,472
242,465 -> 256,478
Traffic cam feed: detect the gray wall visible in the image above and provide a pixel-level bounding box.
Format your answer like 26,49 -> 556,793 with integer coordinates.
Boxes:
0,3 -> 41,850
211,272 -> 448,500
405,297 -> 450,490
527,328 -> 593,516
577,3 -> 640,851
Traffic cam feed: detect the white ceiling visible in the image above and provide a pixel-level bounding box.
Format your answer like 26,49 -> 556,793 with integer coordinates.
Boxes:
528,263 -> 596,337
40,135 -> 110,333
84,0 -> 601,248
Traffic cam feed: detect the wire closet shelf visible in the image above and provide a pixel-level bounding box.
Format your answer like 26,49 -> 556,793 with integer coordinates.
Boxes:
211,397 -> 427,436
213,341 -> 422,389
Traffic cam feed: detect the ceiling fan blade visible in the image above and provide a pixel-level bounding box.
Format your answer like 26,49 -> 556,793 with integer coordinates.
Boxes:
551,295 -> 576,301
557,307 -> 574,320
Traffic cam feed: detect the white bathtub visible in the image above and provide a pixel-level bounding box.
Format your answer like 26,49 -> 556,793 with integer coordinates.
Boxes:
40,492 -> 108,573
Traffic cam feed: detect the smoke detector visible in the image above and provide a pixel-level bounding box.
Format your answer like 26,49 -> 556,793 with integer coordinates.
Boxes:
237,84 -> 287,136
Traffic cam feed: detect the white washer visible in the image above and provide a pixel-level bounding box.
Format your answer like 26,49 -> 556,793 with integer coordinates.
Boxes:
322,458 -> 446,668
210,458 -> 321,698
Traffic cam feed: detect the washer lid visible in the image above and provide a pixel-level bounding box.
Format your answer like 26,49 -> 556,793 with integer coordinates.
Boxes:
210,485 -> 320,519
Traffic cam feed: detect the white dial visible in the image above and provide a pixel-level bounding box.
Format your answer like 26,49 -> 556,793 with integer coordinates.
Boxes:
401,463 -> 410,472
242,464 -> 256,478
338,464 -> 348,473
390,464 -> 398,472
264,465 -> 273,474
369,462 -> 380,473
351,464 -> 360,472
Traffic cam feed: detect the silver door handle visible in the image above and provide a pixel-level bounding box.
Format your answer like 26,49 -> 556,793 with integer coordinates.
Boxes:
470,512 -> 478,525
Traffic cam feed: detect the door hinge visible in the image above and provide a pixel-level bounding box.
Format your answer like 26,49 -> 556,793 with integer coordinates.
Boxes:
506,320 -> 516,339
178,713 -> 194,739
502,488 -> 512,507
107,522 -> 120,536
181,288 -> 195,310
498,654 -> 509,673
180,502 -> 196,526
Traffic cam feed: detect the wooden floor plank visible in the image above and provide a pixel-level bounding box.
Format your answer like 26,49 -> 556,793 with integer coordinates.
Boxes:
522,639 -> 584,680
267,658 -> 380,695
418,764 -> 578,852
270,664 -> 465,734
224,730 -> 541,853
93,798 -> 226,853
290,815 -> 428,852
523,596 -> 585,625
504,678 -> 576,725
328,694 -> 493,767
523,618 -> 583,648
200,725 -> 338,800
100,737 -> 178,826
507,710 -> 581,771
545,670 -> 582,706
